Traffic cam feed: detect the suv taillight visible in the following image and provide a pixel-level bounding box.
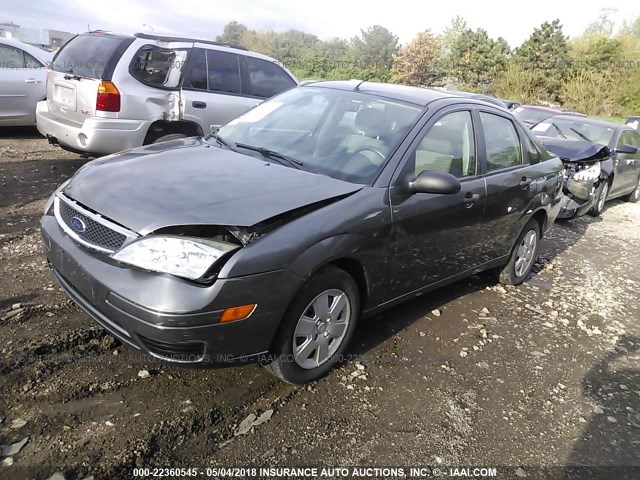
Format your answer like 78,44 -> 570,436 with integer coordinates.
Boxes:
96,80 -> 120,112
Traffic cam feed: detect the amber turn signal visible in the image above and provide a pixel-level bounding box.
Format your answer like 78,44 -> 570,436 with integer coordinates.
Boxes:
219,304 -> 257,323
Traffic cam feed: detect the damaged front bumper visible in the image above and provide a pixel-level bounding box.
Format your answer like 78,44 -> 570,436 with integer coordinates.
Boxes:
40,213 -> 305,366
558,162 -> 602,219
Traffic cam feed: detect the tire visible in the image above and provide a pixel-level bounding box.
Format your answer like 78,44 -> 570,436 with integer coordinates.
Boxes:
589,180 -> 609,217
498,219 -> 541,286
263,266 -> 360,384
154,133 -> 187,144
624,177 -> 640,203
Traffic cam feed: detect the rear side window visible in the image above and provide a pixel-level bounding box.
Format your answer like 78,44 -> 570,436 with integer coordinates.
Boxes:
183,48 -> 207,90
480,112 -> 523,171
206,50 -> 241,95
52,34 -> 130,79
0,44 -> 26,68
245,57 -> 296,98
130,46 -> 187,88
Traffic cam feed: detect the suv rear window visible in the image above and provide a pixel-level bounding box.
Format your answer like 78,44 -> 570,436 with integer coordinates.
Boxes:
53,33 -> 131,79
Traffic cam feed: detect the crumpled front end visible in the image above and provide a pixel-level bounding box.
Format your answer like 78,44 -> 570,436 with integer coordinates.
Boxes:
558,161 -> 603,219
539,137 -> 611,219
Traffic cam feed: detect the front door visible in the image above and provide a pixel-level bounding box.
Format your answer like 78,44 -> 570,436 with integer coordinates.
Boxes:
475,110 -> 539,263
611,129 -> 640,196
386,108 -> 487,300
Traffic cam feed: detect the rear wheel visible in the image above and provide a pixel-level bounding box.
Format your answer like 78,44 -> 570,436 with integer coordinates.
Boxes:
589,180 -> 609,217
263,266 -> 359,384
154,133 -> 187,144
498,220 -> 541,286
624,177 -> 640,203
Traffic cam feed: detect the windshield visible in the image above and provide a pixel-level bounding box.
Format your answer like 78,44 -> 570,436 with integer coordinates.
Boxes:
212,86 -> 425,184
513,107 -> 554,125
533,118 -> 615,145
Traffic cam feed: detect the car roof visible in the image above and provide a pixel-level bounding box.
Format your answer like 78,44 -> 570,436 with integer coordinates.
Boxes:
302,80 -> 463,106
0,37 -> 53,62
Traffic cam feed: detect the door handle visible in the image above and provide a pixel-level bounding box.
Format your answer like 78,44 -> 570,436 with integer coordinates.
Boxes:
25,78 -> 39,83
520,176 -> 533,188
462,192 -> 480,207
192,101 -> 206,109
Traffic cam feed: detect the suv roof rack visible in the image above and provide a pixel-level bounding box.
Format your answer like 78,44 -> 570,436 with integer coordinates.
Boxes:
134,32 -> 248,51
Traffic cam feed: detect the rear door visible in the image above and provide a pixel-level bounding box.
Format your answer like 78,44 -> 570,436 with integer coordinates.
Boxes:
475,109 -> 539,263
181,46 -> 252,133
386,107 -> 487,299
47,33 -> 134,125
0,43 -> 46,124
611,129 -> 640,195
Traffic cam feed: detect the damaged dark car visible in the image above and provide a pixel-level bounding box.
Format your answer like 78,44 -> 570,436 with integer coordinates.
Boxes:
41,81 -> 564,383
534,116 -> 640,218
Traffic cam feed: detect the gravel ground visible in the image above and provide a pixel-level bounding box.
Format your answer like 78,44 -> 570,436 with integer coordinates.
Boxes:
0,128 -> 638,480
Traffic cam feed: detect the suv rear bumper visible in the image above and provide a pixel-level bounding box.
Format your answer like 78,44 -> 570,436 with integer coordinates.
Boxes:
36,101 -> 150,156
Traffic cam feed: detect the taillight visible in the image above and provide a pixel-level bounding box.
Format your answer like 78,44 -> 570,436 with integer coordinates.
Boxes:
96,80 -> 120,112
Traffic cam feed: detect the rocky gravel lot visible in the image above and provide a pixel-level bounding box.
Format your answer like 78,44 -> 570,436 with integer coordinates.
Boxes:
0,128 -> 639,480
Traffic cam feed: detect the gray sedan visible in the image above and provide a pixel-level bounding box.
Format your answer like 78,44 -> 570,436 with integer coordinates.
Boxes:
0,37 -> 52,126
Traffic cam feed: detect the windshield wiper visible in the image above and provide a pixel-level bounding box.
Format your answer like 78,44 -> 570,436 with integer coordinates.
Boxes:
234,142 -> 303,168
551,123 -> 568,139
569,128 -> 592,142
208,130 -> 232,149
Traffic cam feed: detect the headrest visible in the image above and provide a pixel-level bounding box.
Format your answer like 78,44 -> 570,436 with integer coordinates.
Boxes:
355,108 -> 388,137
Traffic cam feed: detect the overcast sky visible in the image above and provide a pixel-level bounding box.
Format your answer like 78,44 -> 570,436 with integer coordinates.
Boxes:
1,0 -> 639,47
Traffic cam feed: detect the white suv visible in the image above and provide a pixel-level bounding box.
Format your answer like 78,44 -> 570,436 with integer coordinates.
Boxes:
36,31 -> 298,156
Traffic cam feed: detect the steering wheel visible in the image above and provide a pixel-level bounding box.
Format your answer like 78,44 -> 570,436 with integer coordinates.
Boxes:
353,145 -> 386,162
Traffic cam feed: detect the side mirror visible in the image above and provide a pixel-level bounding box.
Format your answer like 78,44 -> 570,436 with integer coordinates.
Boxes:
409,170 -> 461,195
614,144 -> 639,155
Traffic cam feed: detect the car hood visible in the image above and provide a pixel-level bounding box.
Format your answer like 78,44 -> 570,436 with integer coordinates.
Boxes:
539,137 -> 610,163
63,137 -> 363,235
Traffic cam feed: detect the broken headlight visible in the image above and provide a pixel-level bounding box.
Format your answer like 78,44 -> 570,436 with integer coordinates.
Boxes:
572,162 -> 601,182
112,235 -> 239,280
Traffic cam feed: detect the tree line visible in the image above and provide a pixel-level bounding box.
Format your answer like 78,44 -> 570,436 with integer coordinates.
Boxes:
216,12 -> 640,116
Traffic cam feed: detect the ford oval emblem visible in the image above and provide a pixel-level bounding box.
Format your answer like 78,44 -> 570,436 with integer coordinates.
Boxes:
69,216 -> 86,233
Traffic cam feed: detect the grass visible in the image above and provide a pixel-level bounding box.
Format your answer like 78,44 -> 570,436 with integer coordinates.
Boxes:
591,115 -> 628,124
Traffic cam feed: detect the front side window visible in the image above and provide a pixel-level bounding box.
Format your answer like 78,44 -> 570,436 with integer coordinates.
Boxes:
411,111 -> 476,178
480,112 -> 522,172
0,45 -> 25,68
214,87 -> 424,184
24,52 -> 43,68
207,50 -> 241,95
245,56 -> 296,99
618,130 -> 640,149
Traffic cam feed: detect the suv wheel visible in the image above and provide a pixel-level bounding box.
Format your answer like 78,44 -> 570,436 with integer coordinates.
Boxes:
154,133 -> 187,144
263,266 -> 359,384
624,177 -> 640,203
589,180 -> 609,217
499,219 -> 541,286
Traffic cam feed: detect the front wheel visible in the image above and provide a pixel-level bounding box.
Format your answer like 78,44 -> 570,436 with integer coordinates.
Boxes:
498,220 -> 541,286
624,177 -> 640,203
263,266 -> 360,384
589,180 -> 609,217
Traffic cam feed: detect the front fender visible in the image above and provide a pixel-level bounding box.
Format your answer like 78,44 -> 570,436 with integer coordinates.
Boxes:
286,233 -> 387,310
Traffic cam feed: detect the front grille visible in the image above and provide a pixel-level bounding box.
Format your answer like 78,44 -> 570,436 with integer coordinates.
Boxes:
138,334 -> 206,363
55,196 -> 131,253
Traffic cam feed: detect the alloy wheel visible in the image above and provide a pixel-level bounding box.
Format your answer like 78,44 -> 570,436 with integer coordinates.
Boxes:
292,289 -> 351,369
598,182 -> 609,212
514,230 -> 537,278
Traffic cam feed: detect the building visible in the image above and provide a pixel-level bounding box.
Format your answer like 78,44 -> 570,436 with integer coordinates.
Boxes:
0,22 -> 74,50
